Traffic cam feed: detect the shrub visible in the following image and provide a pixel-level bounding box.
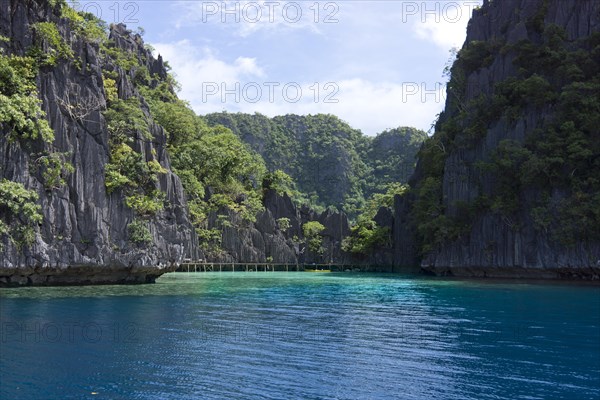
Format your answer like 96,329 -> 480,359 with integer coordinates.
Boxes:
147,159 -> 167,175
196,227 -> 223,256
343,183 -> 407,254
134,66 -> 150,86
0,179 -> 43,250
100,43 -> 138,71
263,170 -> 299,198
343,223 -> 390,255
139,83 -> 201,147
61,7 -> 107,42
276,217 -> 291,231
103,76 -> 118,104
104,97 -> 151,140
125,191 -> 165,217
0,53 -> 54,143
34,152 -> 75,190
104,144 -> 146,192
127,219 -> 152,244
458,40 -> 499,75
171,125 -> 266,226
30,22 -> 74,66
105,167 -> 132,193
104,143 -> 166,215
0,93 -> 54,143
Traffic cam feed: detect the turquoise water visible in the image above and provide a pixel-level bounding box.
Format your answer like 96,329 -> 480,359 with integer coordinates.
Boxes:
1,272 -> 599,399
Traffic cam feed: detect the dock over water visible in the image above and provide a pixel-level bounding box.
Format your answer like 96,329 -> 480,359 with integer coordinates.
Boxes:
176,261 -> 393,273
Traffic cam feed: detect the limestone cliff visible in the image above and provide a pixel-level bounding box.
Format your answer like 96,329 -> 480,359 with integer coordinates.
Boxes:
0,0 -> 198,284
206,189 -> 351,265
398,0 -> 600,279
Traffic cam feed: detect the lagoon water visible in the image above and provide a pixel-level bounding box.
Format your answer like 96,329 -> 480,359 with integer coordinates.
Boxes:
1,272 -> 599,399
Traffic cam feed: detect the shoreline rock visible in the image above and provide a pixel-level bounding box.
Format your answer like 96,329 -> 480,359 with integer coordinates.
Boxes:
421,266 -> 600,281
0,263 -> 178,287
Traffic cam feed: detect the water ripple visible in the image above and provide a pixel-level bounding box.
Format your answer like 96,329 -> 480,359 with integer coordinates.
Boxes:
1,273 -> 599,399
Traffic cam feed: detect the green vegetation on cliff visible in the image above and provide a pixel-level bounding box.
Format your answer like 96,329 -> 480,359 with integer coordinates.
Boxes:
205,112 -> 368,214
103,93 -> 167,219
343,183 -> 407,255
0,180 -> 43,250
302,221 -> 326,255
205,112 -> 426,216
413,12 -> 600,256
0,24 -> 75,248
0,49 -> 53,143
96,25 -> 268,252
365,128 -> 428,197
29,21 -> 74,66
480,29 -> 600,244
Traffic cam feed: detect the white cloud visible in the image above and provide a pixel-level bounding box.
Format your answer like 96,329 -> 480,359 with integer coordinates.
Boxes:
298,79 -> 445,135
242,79 -> 446,135
173,1 -> 323,37
413,1 -> 482,51
154,39 -> 264,86
154,40 -> 445,134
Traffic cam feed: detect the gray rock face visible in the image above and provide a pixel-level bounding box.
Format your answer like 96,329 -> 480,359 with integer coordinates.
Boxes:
0,2 -> 197,285
205,189 -> 351,265
395,0 -> 600,279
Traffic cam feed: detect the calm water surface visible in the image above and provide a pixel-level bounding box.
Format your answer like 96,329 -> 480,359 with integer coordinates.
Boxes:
1,272 -> 599,399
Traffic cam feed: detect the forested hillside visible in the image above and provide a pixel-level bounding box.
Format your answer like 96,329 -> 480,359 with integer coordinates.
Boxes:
365,127 -> 428,197
205,112 -> 427,215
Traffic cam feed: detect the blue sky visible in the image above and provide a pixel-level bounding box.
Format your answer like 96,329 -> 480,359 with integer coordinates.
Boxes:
77,1 -> 482,134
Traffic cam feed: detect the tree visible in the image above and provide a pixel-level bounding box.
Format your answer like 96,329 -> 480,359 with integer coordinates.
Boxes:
276,217 -> 291,231
302,221 -> 325,254
263,170 -> 296,196
343,183 -> 407,255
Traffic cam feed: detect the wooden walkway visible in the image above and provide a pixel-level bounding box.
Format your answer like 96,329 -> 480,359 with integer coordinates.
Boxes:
176,261 -> 393,273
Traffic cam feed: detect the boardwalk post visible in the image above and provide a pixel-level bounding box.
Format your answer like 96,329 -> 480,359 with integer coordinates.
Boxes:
179,261 -> 392,274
